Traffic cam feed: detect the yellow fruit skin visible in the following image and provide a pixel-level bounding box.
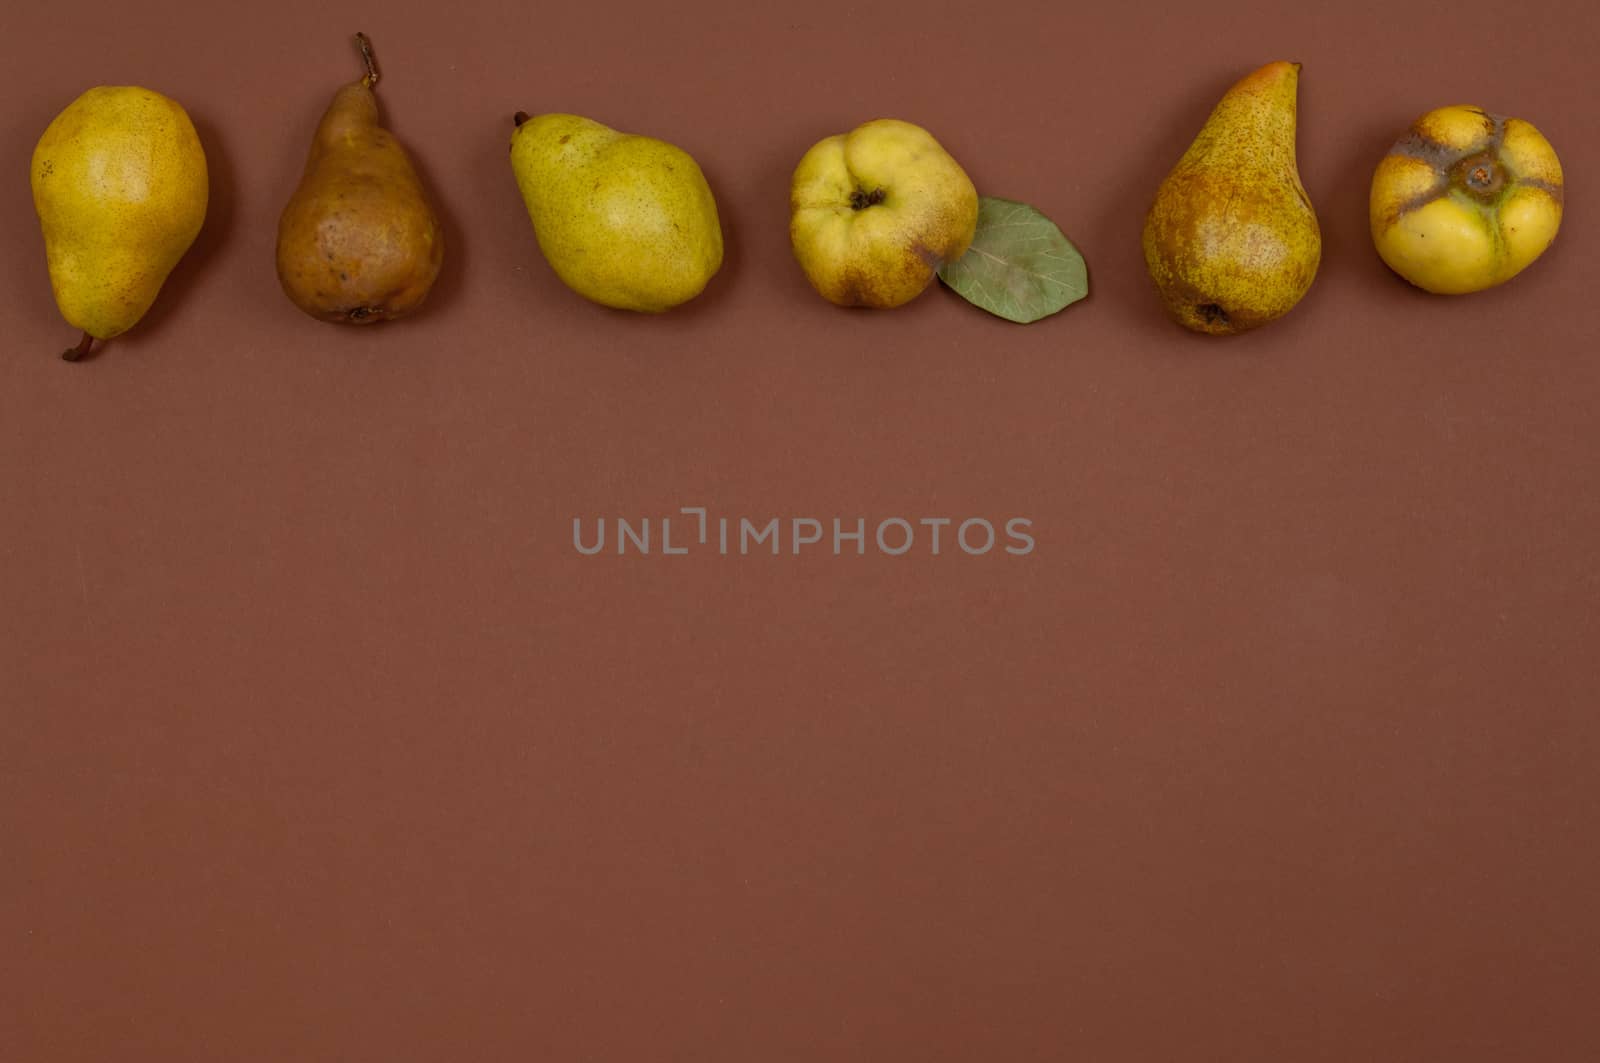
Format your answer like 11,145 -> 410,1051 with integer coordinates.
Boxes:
510,114 -> 722,313
1142,61 -> 1322,335
31,86 -> 208,340
1370,106 -> 1563,295
1413,105 -> 1496,152
789,118 -> 978,309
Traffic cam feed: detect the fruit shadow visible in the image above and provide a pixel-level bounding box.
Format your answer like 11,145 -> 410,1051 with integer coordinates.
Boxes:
1082,74 -> 1225,347
1339,115 -> 1430,302
91,114 -> 235,360
7,104 -> 60,340
751,140 -> 816,304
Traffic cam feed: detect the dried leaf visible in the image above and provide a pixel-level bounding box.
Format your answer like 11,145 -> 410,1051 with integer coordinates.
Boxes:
939,197 -> 1088,324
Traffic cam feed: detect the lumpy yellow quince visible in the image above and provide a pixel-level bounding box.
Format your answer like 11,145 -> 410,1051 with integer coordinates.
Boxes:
1370,105 -> 1562,295
789,119 -> 978,309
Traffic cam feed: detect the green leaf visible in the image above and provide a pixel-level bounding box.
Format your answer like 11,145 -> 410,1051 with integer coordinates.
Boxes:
938,196 -> 1088,324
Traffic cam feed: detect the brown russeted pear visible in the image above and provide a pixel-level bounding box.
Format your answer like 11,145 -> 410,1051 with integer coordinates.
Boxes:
276,33 -> 442,325
1142,61 -> 1321,335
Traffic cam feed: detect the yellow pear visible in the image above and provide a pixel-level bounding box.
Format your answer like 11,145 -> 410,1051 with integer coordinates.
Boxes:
1370,106 -> 1563,294
32,86 -> 208,361
1142,62 -> 1321,335
509,113 -> 722,312
789,118 -> 978,309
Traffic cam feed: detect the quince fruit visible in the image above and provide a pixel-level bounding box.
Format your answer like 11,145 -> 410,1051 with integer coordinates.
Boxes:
1370,105 -> 1563,294
789,118 -> 978,309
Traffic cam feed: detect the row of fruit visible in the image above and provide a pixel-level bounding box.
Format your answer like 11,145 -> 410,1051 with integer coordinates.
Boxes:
29,39 -> 1565,362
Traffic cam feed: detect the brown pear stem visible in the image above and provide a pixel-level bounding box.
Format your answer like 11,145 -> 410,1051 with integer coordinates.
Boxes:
355,32 -> 379,89
61,332 -> 94,363
513,112 -> 530,127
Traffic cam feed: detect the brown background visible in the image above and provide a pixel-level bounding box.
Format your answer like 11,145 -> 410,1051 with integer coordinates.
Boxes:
3,0 -> 1598,1059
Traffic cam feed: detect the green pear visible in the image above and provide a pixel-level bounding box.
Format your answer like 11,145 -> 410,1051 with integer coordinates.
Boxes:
1142,61 -> 1321,335
509,112 -> 722,312
32,86 -> 208,361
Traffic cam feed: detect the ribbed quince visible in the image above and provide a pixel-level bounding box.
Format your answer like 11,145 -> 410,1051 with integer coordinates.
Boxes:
789,119 -> 978,309
1370,106 -> 1563,294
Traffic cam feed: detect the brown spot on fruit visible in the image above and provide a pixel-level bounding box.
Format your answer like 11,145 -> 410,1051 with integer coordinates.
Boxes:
1455,151 -> 1505,200
849,187 -> 887,211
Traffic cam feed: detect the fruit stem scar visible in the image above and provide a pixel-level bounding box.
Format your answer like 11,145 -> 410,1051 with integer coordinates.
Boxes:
513,112 -> 530,127
1197,303 -> 1230,327
355,32 -> 379,89
1454,151 -> 1504,200
61,332 -> 94,363
849,187 -> 886,211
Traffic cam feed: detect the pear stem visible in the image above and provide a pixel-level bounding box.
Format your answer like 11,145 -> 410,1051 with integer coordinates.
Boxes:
355,32 -> 379,89
513,112 -> 530,127
61,332 -> 94,363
